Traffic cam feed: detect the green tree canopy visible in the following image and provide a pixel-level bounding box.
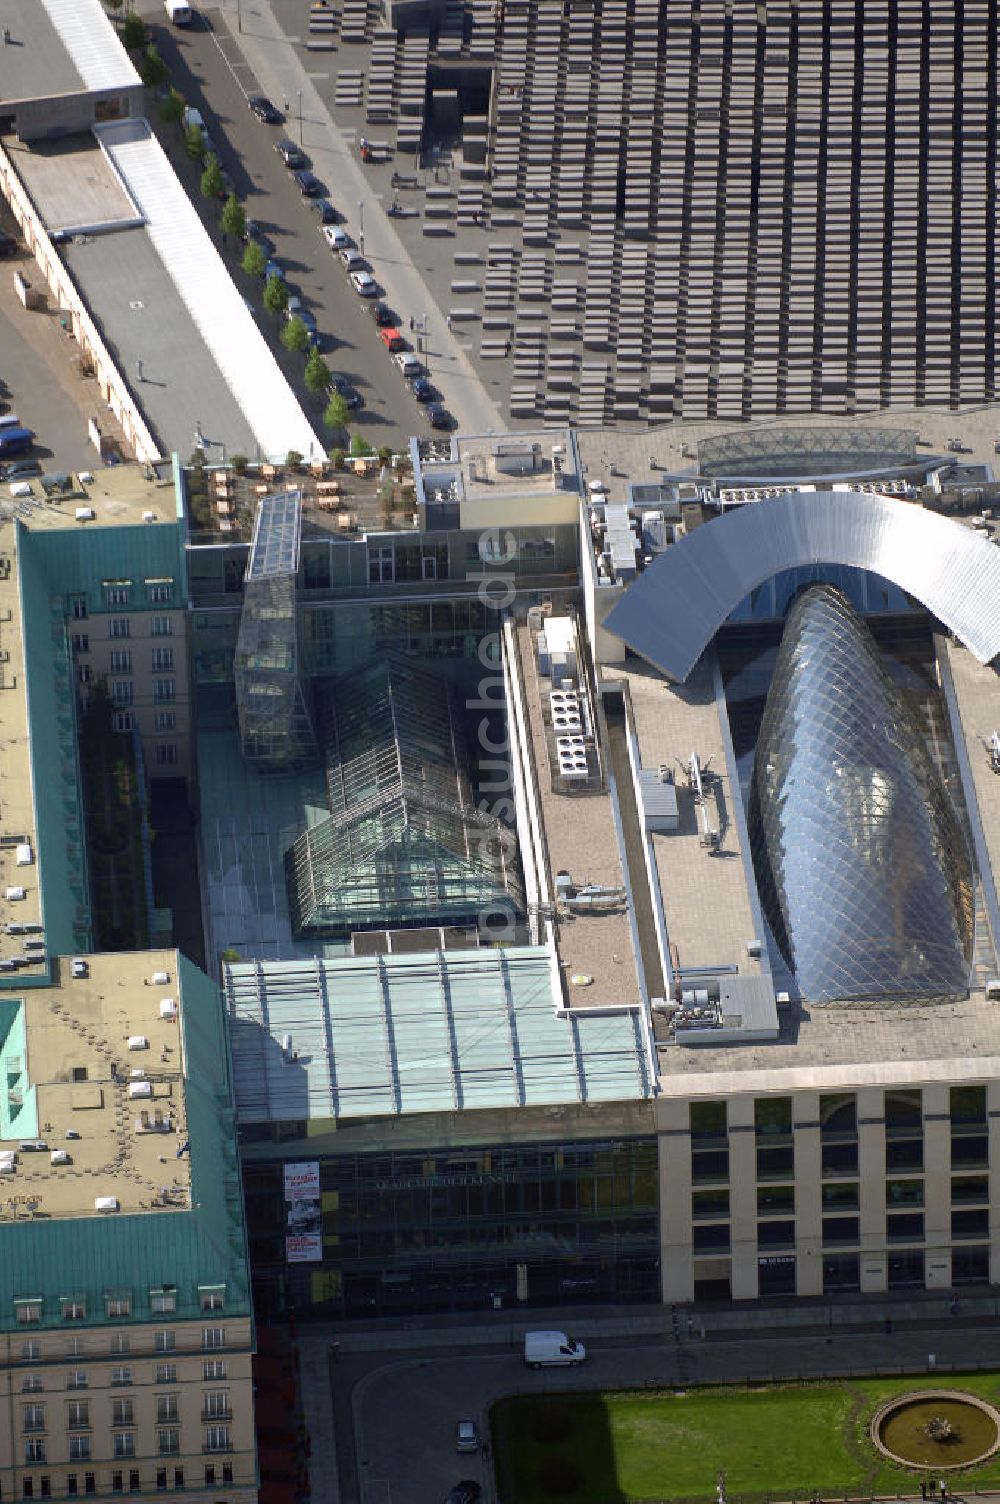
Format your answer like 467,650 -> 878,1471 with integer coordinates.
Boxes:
200,153 -> 225,200
323,393 -> 350,433
184,121 -> 206,162
160,88 -> 185,127
221,193 -> 246,241
349,432 -> 373,457
140,44 -> 169,89
242,240 -> 267,278
304,348 -> 330,396
263,273 -> 289,318
281,316 -> 311,355
122,12 -> 147,49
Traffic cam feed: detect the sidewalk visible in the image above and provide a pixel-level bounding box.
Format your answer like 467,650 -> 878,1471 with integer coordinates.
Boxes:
208,0 -> 507,437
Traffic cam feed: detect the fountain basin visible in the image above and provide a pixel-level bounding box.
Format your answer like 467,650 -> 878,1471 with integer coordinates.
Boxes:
871,1391 -> 1000,1471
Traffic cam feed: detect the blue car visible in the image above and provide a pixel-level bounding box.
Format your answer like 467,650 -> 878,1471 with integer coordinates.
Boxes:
0,426 -> 35,456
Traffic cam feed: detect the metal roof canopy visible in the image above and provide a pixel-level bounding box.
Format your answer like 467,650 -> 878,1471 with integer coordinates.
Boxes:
225,947 -> 654,1121
605,490 -> 1000,683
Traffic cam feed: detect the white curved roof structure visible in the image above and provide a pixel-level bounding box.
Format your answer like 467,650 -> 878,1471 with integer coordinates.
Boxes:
605,490 -> 1000,682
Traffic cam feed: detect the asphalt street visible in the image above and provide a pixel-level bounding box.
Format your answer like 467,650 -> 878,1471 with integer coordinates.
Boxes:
294,1303 -> 1000,1504
137,1 -> 432,449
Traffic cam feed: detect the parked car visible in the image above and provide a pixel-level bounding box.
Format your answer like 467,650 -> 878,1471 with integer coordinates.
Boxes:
310,198 -> 338,224
340,246 -> 366,270
410,376 -> 436,403
427,403 -> 451,429
294,169 -> 323,198
455,1421 -> 479,1454
328,372 -> 362,409
0,458 -> 42,480
370,301 -> 398,328
275,139 -> 306,168
350,270 -> 378,297
244,221 -> 275,256
0,427 -> 35,457
322,224 -> 351,250
443,1485 -> 482,1504
285,297 -> 320,345
378,327 -> 405,352
393,350 -> 422,378
248,94 -> 283,124
264,259 -> 284,282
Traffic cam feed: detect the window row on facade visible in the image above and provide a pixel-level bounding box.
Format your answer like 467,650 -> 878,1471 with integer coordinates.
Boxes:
14,1291 -> 225,1326
19,1460 -> 235,1499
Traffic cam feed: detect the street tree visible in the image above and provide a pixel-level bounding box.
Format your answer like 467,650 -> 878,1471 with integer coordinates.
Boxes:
281,317 -> 311,355
141,44 -> 169,89
122,12 -> 146,48
349,433 -> 373,457
263,273 -> 289,319
323,393 -> 350,433
242,240 -> 267,278
200,153 -> 225,201
221,193 -> 246,242
185,122 -> 206,162
304,348 -> 330,396
160,89 -> 185,127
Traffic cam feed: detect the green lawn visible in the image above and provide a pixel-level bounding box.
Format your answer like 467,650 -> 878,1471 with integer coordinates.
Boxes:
492,1372 -> 1000,1504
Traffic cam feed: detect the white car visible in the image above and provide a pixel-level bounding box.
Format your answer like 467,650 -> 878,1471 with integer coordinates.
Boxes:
350,270 -> 378,297
455,1420 -> 479,1454
322,224 -> 351,250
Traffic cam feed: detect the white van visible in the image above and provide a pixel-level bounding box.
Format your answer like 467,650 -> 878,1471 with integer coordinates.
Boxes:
182,107 -> 205,133
394,351 -> 422,379
0,415 -> 21,431
165,0 -> 193,22
524,1330 -> 587,1368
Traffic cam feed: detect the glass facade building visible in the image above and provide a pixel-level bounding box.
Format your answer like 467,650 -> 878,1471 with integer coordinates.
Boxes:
747,585 -> 974,1001
242,1132 -> 660,1318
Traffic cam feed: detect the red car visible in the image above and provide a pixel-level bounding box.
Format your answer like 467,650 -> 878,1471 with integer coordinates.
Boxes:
378,326 -> 405,352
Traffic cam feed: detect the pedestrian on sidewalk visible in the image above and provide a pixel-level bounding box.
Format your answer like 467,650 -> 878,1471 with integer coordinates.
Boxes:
409,316 -> 415,331
949,1295 -> 959,1316
921,1481 -> 927,1499
446,314 -> 453,331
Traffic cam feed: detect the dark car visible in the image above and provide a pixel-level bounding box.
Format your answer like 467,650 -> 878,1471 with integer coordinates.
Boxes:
0,231 -> 18,258
0,458 -> 42,480
275,139 -> 306,168
444,1485 -> 482,1504
370,301 -> 398,327
328,372 -> 362,410
0,427 -> 35,457
248,94 -> 283,124
264,258 -> 284,283
427,403 -> 451,429
294,169 -> 323,198
244,221 -> 276,256
410,377 -> 436,404
310,198 -> 338,224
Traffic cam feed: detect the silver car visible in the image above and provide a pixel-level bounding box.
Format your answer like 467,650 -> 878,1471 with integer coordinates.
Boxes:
455,1420 -> 479,1454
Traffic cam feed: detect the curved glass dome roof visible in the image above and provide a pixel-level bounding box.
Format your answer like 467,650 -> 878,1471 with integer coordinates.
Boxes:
747,585 -> 974,1002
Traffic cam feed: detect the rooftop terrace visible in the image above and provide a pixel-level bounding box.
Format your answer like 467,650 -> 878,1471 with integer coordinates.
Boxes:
0,950 -> 191,1222
0,462 -> 180,532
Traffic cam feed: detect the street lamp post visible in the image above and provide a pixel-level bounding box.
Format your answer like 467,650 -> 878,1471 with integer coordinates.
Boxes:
297,89 -> 303,146
358,200 -> 364,256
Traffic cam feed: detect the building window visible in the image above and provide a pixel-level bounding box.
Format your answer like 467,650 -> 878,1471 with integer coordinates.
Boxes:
106,587 -> 130,607
202,1328 -> 225,1351
67,1476 -> 78,1497
151,616 -> 173,637
25,1440 -> 46,1464
65,1337 -> 84,1359
952,1174 -> 989,1205
157,1432 -> 179,1458
202,1361 -> 227,1381
24,1477 -> 34,1496
72,634 -> 89,653
84,1475 -> 95,1496
78,666 -> 92,686
41,1478 -> 51,1500
153,678 -> 175,703
692,1188 -> 730,1221
155,1332 -> 175,1353
128,1473 -> 140,1495
71,597 -> 88,620
222,1465 -> 232,1484
156,1397 -> 179,1425
16,1301 -> 42,1325
202,1391 -> 230,1419
23,1405 -> 45,1432
109,650 -> 131,674
112,1473 -> 123,1494
368,545 -> 394,584
111,1368 -> 132,1387
61,1301 -> 85,1322
204,1467 -> 216,1488
154,710 -> 176,732
155,1365 -> 177,1385
112,1435 -> 135,1461
22,1375 -> 43,1392
823,1216 -> 860,1247
150,1290 -> 177,1315
67,1372 -> 87,1390
155,743 -> 178,766
112,711 -> 133,733
110,618 -> 130,639
204,1427 -> 231,1453
173,1471 -> 184,1491
21,1341 -> 41,1362
156,1471 -> 167,1492
110,1335 -> 130,1355
148,583 -> 173,605
953,1208 -> 990,1241
151,647 -> 174,671
200,1289 -> 225,1312
887,1211 -> 925,1243
111,1401 -> 134,1428
110,680 -> 132,706
66,1402 -> 89,1429
68,1437 -> 91,1462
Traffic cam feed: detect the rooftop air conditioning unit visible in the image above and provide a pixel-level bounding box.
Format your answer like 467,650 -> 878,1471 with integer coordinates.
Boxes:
5,887 -> 25,901
159,998 -> 177,1020
95,1196 -> 119,1213
75,507 -> 95,523
152,971 -> 170,986
127,1035 -> 149,1051
128,1080 -> 152,1099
